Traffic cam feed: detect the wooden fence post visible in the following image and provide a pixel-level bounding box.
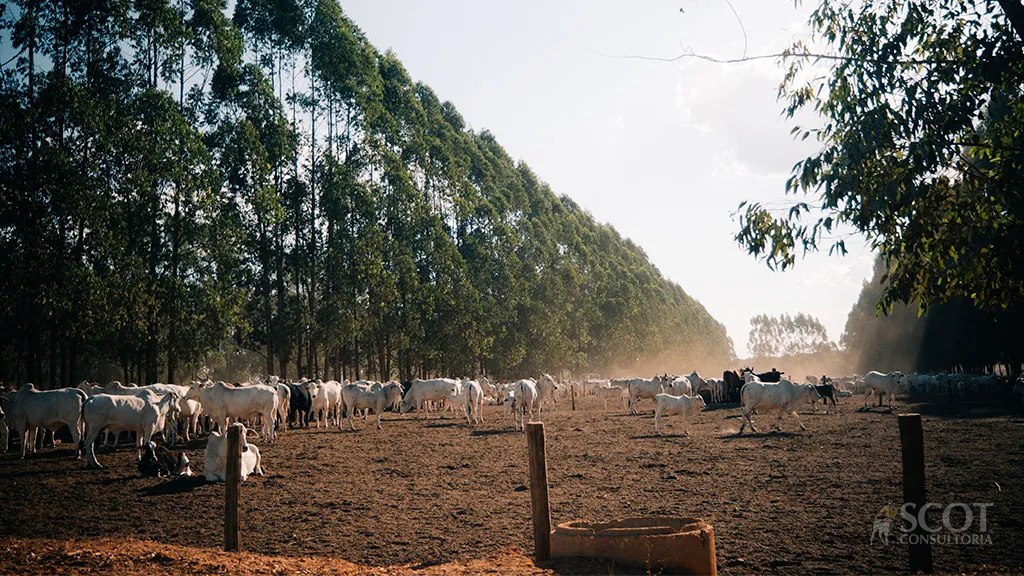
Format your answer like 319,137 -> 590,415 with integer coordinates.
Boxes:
225,424 -> 242,552
570,384 -> 576,411
898,414 -> 933,574
526,422 -> 551,562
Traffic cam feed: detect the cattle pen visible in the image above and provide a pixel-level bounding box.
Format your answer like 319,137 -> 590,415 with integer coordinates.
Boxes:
1,393 -> 1023,574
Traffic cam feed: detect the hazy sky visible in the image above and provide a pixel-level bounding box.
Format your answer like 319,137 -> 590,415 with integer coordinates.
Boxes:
339,0 -> 877,357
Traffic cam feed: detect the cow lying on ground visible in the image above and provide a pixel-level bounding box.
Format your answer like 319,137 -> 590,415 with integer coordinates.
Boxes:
137,441 -> 192,478
204,423 -> 263,482
653,393 -> 706,436
739,380 -> 820,434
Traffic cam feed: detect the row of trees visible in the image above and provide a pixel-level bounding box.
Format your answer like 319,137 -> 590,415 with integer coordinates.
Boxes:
747,313 -> 833,358
0,0 -> 734,387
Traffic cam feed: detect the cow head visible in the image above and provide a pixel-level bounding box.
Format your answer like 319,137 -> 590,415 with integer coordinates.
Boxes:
694,395 -> 707,411
304,380 -> 321,399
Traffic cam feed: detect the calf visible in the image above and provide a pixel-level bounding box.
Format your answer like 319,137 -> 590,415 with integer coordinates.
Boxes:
137,441 -> 192,478
204,423 -> 263,482
812,383 -> 837,414
653,393 -> 706,436
596,384 -> 628,412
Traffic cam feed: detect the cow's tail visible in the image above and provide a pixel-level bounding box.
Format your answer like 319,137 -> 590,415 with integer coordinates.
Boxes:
79,395 -> 94,453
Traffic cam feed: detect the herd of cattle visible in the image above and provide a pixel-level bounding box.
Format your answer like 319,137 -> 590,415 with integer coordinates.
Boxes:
0,368 -> 1022,480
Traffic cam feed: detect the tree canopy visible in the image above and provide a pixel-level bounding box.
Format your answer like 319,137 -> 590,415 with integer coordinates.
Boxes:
747,312 -> 833,358
0,0 -> 733,386
735,0 -> 1024,314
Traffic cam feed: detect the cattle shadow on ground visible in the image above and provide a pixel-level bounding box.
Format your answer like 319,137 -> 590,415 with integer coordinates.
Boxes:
720,431 -> 801,440
630,433 -> 691,440
140,475 -> 208,497
469,429 -> 516,437
3,448 -> 80,460
702,403 -> 741,412
424,422 -> 460,429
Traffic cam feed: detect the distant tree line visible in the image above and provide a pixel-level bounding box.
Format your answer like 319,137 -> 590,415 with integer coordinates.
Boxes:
746,312 -> 833,359
0,0 -> 734,387
842,258 -> 1024,375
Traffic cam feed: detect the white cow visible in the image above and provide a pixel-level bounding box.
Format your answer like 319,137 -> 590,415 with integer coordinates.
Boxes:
204,423 -> 263,482
8,384 -> 88,459
667,377 -> 692,397
186,381 -> 277,443
311,380 -> 343,428
628,377 -> 667,414
340,382 -> 403,430
653,393 -> 706,436
274,382 -> 291,430
595,384 -> 628,411
77,381 -> 106,397
401,379 -> 461,417
460,380 -> 485,425
862,371 -> 906,410
537,374 -> 558,413
82,391 -> 181,468
739,380 -> 820,434
805,375 -> 819,386
510,379 -> 539,430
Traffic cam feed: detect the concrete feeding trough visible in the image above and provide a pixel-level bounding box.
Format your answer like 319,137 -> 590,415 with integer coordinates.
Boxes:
550,516 -> 717,575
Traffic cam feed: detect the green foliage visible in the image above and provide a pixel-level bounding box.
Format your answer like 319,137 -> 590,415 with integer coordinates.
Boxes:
737,0 -> 1024,313
747,312 -> 833,358
0,0 -> 734,385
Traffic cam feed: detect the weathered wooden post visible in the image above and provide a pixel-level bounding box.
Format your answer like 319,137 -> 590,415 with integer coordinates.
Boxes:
224,424 -> 242,552
570,384 -> 576,411
527,422 -> 552,562
898,414 -> 933,574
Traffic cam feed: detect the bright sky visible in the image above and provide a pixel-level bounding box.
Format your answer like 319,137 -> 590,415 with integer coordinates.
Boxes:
341,0 -> 876,357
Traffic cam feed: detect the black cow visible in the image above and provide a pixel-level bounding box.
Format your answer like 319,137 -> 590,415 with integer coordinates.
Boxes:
723,370 -> 744,404
756,368 -> 784,383
812,383 -> 837,414
137,441 -> 191,477
287,382 -> 314,428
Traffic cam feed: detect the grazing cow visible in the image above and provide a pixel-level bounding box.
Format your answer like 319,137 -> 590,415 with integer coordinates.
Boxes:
628,377 -> 667,414
738,380 -> 820,434
340,382 -> 404,430
286,380 -> 320,428
401,379 -> 461,417
805,375 -> 819,386
82,392 -> 181,468
8,384 -> 88,459
862,371 -> 906,410
653,393 -> 706,436
812,384 -> 837,414
204,423 -> 263,482
187,381 -> 277,443
137,441 -> 192,478
510,379 -> 539,430
595,384 -> 628,411
537,374 -> 559,413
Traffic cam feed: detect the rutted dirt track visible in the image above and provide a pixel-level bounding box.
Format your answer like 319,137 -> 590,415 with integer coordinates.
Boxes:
2,394 -> 1023,574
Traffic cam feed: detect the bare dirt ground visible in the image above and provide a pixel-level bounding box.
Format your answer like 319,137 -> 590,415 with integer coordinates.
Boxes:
2,392 -> 1023,575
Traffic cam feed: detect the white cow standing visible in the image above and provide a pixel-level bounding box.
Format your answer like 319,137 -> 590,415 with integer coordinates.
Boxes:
510,379 -> 539,430
187,381 -> 277,443
401,379 -> 461,418
537,374 -> 558,413
341,382 -> 403,430
653,393 -> 706,436
861,371 -> 906,410
8,384 -> 88,459
738,380 -> 820,434
628,377 -> 667,414
82,391 -> 181,468
595,384 -> 628,412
